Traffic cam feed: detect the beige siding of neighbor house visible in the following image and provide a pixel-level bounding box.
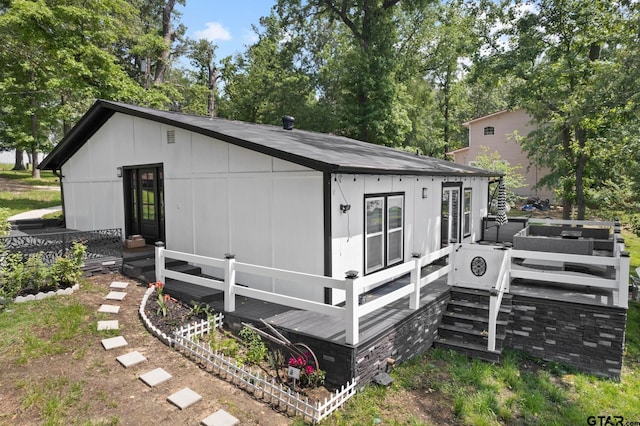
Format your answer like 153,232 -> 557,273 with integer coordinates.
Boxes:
450,109 -> 554,201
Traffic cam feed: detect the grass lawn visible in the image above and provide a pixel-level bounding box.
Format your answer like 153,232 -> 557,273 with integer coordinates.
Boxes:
0,163 -> 59,186
0,190 -> 61,217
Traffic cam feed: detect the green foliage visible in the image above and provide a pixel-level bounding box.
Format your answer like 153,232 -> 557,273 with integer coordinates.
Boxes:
0,253 -> 28,298
239,326 -> 268,365
0,189 -> 61,217
0,207 -> 10,237
50,242 -> 85,287
0,243 -> 86,299
472,146 -> 527,201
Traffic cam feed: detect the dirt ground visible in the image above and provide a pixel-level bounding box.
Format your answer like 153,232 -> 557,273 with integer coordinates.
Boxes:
0,273 -> 295,425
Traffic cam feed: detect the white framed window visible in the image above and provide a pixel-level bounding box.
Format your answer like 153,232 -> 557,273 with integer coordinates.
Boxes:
483,126 -> 495,135
463,188 -> 472,237
365,193 -> 404,274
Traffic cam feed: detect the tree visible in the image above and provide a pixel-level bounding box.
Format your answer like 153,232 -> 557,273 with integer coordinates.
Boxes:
187,39 -> 221,117
472,146 -> 526,202
493,0 -> 638,219
0,0 -> 142,177
276,0 -> 435,146
218,15 -> 320,129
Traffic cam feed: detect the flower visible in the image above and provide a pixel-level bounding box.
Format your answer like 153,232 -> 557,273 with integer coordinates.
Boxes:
305,365 -> 315,375
164,294 -> 170,302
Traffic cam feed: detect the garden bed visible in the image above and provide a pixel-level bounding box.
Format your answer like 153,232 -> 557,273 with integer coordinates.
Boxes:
140,283 -> 356,423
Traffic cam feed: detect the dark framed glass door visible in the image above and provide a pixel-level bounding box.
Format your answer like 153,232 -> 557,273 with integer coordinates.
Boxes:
123,164 -> 164,243
441,183 -> 461,247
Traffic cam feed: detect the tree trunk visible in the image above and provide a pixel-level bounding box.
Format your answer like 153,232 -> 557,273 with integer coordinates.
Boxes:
12,149 -> 26,170
31,146 -> 40,179
153,0 -> 177,85
561,125 -> 573,220
207,65 -> 219,117
575,127 -> 588,220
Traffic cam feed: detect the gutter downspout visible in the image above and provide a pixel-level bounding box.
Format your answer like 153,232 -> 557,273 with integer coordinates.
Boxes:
53,169 -> 66,228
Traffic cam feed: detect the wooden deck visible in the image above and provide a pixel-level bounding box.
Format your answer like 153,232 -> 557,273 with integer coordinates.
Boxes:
165,275 -> 450,347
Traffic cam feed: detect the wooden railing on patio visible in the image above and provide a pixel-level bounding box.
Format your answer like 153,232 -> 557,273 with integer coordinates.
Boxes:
154,243 -> 454,346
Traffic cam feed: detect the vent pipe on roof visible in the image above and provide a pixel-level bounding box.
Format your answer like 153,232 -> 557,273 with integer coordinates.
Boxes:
282,115 -> 295,130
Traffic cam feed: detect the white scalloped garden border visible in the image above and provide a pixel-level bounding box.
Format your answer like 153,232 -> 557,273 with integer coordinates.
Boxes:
138,286 -> 173,346
13,283 -> 80,304
138,286 -> 357,424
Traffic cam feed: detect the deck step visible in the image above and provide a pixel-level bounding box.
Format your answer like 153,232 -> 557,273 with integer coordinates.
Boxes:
434,337 -> 501,363
164,278 -> 223,304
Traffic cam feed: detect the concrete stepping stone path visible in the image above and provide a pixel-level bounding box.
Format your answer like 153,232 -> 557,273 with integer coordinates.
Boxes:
201,409 -> 240,426
98,304 -> 120,314
97,320 -> 119,331
116,351 -> 147,368
101,335 -> 128,350
105,291 -> 127,301
167,387 -> 202,410
110,281 -> 129,289
140,368 -> 173,387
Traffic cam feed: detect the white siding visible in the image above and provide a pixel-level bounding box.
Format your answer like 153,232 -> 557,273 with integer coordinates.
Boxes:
61,113 -> 325,301
329,173 -> 489,303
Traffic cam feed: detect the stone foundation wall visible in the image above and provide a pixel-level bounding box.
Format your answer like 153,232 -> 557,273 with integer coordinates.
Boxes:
354,292 -> 450,386
507,295 -> 626,379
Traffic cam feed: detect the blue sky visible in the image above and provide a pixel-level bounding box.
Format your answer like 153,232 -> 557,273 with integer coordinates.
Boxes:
178,0 -> 275,61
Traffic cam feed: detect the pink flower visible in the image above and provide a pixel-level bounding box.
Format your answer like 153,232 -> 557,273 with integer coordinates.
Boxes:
288,357 -> 297,366
305,365 -> 315,375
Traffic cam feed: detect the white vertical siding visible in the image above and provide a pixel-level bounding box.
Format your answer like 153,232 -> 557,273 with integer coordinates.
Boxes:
61,113 -> 325,301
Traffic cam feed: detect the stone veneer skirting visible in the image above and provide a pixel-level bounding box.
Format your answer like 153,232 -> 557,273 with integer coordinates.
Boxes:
507,295 -> 627,379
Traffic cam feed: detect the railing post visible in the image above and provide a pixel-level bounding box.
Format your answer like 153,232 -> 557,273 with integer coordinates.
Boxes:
410,253 -> 422,310
488,288 -> 498,351
224,253 -> 236,312
154,241 -> 165,284
345,270 -> 359,345
447,245 -> 456,286
619,251 -> 630,309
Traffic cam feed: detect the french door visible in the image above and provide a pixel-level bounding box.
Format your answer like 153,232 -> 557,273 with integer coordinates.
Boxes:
123,164 -> 165,243
441,184 -> 461,247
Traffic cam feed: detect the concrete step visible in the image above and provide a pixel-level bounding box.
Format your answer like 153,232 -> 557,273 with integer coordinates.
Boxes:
434,337 -> 501,363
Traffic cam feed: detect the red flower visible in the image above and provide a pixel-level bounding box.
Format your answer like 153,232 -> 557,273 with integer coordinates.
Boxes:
305,365 -> 315,375
164,294 -> 170,302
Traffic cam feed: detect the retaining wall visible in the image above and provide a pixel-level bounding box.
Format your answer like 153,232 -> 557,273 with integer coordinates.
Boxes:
507,295 -> 626,379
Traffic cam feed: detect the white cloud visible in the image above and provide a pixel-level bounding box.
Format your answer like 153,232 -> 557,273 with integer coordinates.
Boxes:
194,22 -> 232,42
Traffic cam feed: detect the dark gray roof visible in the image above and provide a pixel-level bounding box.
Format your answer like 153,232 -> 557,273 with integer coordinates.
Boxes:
40,100 -> 499,177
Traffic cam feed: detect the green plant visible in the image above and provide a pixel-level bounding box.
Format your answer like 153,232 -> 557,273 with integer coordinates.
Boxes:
0,207 -> 10,237
239,326 -> 268,365
287,352 -> 326,388
207,332 -> 240,358
24,253 -> 51,292
50,242 -> 86,287
0,252 -> 28,298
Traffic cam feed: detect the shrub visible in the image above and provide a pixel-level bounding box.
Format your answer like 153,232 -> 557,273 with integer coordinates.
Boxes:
0,253 -> 27,298
239,326 -> 268,365
50,242 -> 86,287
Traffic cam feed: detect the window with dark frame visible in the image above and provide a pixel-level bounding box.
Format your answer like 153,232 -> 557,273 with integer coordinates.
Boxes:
463,188 -> 472,237
365,193 -> 404,274
483,126 -> 495,135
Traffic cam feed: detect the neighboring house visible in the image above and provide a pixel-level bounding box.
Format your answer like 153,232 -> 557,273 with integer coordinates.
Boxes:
448,109 -> 554,201
39,100 -> 498,304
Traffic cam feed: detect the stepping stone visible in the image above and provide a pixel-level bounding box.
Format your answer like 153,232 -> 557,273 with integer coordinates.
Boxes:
201,409 -> 240,426
167,387 -> 202,410
97,320 -> 119,331
101,336 -> 127,350
116,351 -> 147,368
98,304 -> 120,314
110,281 -> 129,289
106,291 -> 126,301
139,368 -> 172,387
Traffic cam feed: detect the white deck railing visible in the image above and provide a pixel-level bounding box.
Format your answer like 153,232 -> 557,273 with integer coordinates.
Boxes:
155,219 -> 630,349
487,249 -> 511,352
155,244 -> 454,346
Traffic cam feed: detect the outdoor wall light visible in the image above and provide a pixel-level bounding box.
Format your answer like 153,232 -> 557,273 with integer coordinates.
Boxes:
422,188 -> 428,199
340,204 -> 351,213
116,167 -> 122,178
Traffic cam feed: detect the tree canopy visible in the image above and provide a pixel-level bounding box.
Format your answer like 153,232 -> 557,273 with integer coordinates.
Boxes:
0,0 -> 638,218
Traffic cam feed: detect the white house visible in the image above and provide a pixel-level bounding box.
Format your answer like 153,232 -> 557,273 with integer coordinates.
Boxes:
40,100 -> 499,304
